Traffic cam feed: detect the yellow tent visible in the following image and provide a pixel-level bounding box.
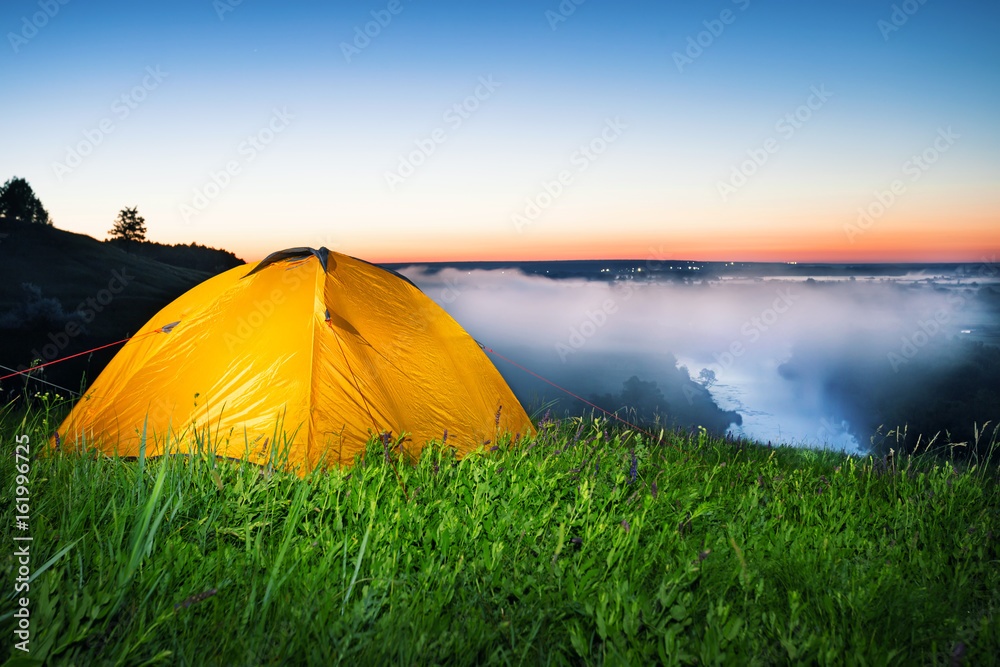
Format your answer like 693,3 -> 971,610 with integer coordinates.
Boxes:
57,247 -> 532,469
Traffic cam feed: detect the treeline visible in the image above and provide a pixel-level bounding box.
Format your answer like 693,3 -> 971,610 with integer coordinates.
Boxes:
105,239 -> 244,273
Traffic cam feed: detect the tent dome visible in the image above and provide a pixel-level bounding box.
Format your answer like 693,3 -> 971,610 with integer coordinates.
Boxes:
57,247 -> 532,469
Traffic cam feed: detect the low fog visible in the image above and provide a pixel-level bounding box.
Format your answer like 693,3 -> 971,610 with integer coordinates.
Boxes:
401,266 -> 1000,456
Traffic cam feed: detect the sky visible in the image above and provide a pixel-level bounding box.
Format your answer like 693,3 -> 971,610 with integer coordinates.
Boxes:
1,0 -> 998,263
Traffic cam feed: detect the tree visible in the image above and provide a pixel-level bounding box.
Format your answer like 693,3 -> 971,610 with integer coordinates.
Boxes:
108,206 -> 147,243
0,176 -> 51,225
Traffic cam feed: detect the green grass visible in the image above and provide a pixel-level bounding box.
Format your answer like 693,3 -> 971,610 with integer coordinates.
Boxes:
1,399 -> 999,665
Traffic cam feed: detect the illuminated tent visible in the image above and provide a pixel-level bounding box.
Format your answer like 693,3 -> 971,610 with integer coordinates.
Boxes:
57,247 -> 532,469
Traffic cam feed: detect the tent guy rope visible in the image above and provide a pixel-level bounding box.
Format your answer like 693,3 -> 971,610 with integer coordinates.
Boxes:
0,322 -> 177,386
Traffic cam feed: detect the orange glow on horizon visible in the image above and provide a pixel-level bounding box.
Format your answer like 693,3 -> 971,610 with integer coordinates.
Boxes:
235,225 -> 999,266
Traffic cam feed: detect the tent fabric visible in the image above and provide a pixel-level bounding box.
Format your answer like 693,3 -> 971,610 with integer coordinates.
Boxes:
57,248 -> 533,470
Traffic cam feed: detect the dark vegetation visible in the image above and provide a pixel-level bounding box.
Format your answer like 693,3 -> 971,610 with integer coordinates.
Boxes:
588,371 -> 741,435
0,176 -> 50,226
107,206 -> 148,244
104,238 -> 243,274
780,331 -> 1000,460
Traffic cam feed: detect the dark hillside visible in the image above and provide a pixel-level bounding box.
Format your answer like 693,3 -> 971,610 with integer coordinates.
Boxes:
106,238 -> 243,273
0,218 -> 242,400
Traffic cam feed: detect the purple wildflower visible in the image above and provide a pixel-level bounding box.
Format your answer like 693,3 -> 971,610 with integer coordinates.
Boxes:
678,511 -> 692,535
381,431 -> 393,464
628,448 -> 638,484
495,405 -> 502,426
651,481 -> 658,499
620,520 -> 630,533
570,537 -> 583,545
54,432 -> 61,451
952,641 -> 966,665
442,429 -> 448,444
175,588 -> 218,611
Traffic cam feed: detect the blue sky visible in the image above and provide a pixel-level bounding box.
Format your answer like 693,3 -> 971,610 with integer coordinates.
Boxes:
2,0 -> 998,261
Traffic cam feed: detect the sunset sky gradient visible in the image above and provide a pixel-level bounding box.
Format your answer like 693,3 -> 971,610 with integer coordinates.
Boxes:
1,0 -> 997,263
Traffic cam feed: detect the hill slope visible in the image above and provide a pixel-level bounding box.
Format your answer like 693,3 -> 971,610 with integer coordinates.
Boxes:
0,219 -> 244,397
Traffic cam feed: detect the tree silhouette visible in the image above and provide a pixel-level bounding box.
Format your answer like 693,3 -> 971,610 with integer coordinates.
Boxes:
0,176 -> 51,225
108,206 -> 147,243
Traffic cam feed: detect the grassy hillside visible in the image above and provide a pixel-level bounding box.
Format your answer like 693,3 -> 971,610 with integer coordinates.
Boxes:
1,404 -> 997,665
0,219 -> 242,397
105,238 -> 244,274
